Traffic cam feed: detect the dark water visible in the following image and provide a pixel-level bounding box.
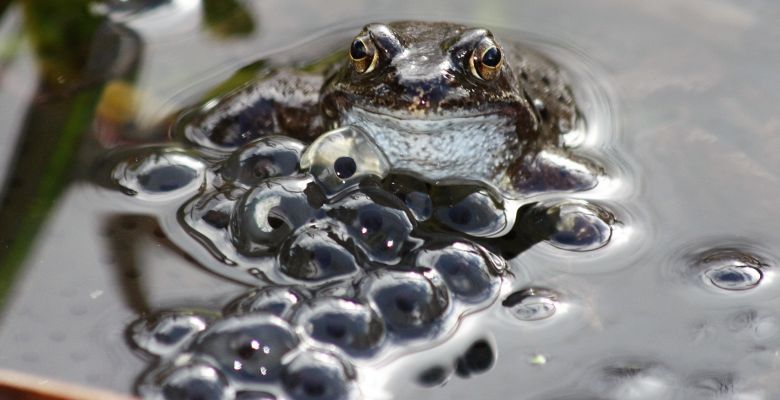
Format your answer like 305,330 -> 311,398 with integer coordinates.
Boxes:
1,1 -> 779,399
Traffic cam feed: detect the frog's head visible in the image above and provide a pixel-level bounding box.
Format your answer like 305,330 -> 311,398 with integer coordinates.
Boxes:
321,22 -> 538,138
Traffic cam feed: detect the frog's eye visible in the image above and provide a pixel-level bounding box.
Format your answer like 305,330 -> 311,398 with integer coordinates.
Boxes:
470,39 -> 503,81
349,35 -> 378,74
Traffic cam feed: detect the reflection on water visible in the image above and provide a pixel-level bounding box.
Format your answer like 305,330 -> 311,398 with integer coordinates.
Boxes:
0,1 -> 779,399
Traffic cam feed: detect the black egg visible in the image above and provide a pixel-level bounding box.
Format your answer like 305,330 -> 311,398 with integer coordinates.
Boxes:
417,365 -> 450,387
461,339 -> 495,374
325,189 -> 415,264
193,315 -> 299,384
295,298 -> 385,356
129,310 -> 214,358
277,222 -> 359,283
202,208 -> 232,230
382,173 -> 433,222
138,164 -> 200,193
150,364 -> 234,400
221,136 -> 306,186
282,351 -> 354,400
364,270 -> 450,338
415,241 -> 501,303
333,156 -> 357,179
236,391 -> 277,400
110,148 -> 205,198
231,176 -> 319,256
431,185 -> 507,237
181,187 -> 245,259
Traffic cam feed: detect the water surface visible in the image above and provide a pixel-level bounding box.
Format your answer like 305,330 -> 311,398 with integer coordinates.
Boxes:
0,1 -> 779,399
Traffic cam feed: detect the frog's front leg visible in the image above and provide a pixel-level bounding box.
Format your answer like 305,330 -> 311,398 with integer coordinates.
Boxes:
505,148 -> 599,196
181,69 -> 326,150
486,195 -> 614,259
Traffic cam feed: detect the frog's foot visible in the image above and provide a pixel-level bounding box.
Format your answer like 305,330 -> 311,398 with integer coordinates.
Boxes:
486,198 -> 615,259
507,148 -> 601,195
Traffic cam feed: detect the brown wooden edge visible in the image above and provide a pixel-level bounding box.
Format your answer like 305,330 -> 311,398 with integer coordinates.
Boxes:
0,369 -> 138,400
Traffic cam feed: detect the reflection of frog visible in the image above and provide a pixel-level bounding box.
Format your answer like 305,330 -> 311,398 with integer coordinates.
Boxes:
185,21 -> 597,194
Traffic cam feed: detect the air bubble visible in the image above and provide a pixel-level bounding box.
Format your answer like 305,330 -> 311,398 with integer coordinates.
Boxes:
220,136 -> 306,186
294,297 -> 385,356
546,200 -> 614,251
129,310 -> 215,358
277,222 -> 359,284
415,241 -> 503,303
299,126 -> 390,196
193,315 -> 299,384
111,147 -> 205,200
231,176 -> 319,256
502,288 -> 559,321
281,351 -> 356,400
364,270 -> 450,339
694,248 -> 769,292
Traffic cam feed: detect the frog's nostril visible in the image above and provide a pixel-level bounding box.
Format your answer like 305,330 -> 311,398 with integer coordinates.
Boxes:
401,81 -> 447,110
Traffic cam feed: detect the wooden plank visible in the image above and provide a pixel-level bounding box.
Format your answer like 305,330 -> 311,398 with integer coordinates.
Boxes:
0,369 -> 137,400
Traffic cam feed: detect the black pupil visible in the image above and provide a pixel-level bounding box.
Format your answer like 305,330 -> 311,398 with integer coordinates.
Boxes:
350,39 -> 368,60
482,47 -> 501,67
334,156 -> 357,179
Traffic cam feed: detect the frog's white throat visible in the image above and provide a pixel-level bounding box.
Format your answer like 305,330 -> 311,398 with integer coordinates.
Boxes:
341,107 -> 519,183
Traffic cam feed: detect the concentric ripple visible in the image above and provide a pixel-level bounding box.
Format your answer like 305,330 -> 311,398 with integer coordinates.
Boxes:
665,242 -> 776,300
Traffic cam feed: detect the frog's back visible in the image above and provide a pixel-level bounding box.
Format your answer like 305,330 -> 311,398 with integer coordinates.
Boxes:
503,42 -> 578,144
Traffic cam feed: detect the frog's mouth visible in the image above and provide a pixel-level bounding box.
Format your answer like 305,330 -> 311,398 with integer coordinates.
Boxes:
340,106 -> 519,183
350,105 -> 514,123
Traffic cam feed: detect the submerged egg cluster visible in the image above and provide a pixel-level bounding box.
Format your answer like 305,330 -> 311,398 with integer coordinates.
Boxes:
109,125 -> 619,399
110,126 -> 531,285
130,239 -> 503,399
112,126 -> 528,398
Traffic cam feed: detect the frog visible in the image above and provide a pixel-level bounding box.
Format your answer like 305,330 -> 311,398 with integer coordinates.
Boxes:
182,21 -> 598,196
113,22 -> 615,397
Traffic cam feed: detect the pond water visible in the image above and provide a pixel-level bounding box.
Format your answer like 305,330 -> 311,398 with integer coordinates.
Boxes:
0,1 -> 779,399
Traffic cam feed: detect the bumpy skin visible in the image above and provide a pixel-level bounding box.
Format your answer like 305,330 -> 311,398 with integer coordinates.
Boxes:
184,21 -> 592,194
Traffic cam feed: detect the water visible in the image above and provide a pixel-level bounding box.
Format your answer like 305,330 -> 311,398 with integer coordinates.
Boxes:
0,1 -> 779,399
